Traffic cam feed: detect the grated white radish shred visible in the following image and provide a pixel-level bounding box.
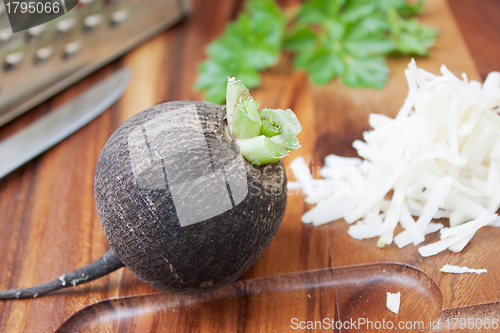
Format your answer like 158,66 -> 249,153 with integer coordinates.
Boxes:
289,60 -> 500,257
386,292 -> 401,314
440,264 -> 487,274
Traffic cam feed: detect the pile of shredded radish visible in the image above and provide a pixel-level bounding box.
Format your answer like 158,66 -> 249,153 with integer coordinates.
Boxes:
289,59 -> 500,257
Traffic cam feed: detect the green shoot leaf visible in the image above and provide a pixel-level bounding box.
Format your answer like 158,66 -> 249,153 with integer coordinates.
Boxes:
260,118 -> 280,137
226,78 -> 251,133
235,136 -> 288,166
232,98 -> 261,139
258,108 -> 302,136
226,78 -> 302,166
269,133 -> 301,150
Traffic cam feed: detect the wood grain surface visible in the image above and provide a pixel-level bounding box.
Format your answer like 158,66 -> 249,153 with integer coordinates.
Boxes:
1,0 -> 500,332
55,264 -> 444,332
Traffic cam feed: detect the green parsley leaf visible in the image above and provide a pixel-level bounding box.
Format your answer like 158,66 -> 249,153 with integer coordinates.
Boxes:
196,59 -> 260,104
344,16 -> 396,56
195,0 -> 437,100
297,0 -> 345,25
284,0 -> 435,89
295,48 -> 345,85
341,56 -> 389,88
387,7 -> 437,55
195,0 -> 285,104
341,1 -> 377,24
398,0 -> 424,17
283,25 -> 317,52
344,14 -> 390,39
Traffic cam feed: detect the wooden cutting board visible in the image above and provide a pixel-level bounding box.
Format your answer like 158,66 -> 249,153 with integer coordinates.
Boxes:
0,0 -> 499,332
249,0 -> 497,310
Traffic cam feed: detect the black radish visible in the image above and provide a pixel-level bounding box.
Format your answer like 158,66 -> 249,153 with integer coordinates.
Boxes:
0,78 -> 301,299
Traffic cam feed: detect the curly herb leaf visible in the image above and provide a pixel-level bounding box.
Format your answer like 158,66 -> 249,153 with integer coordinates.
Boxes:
341,56 -> 389,88
387,7 -> 437,56
195,0 -> 286,104
195,0 -> 437,101
285,0 -> 436,88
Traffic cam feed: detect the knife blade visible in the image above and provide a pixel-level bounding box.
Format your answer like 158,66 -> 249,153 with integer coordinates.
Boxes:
0,68 -> 131,179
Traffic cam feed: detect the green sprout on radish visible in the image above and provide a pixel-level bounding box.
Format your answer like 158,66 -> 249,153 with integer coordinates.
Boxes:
226,78 -> 302,166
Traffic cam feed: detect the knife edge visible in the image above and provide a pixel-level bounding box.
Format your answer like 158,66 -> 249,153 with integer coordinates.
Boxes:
0,68 -> 131,179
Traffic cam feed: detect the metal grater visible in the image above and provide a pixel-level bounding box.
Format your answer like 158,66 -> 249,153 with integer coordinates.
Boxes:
0,0 -> 191,126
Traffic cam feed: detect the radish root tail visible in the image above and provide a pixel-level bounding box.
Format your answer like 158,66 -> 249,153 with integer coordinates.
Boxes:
0,249 -> 124,299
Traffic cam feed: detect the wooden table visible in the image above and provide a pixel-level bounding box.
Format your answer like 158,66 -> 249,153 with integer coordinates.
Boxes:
1,0 -> 500,331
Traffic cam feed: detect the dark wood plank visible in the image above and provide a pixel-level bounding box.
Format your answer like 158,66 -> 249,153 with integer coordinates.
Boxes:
448,0 -> 500,80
